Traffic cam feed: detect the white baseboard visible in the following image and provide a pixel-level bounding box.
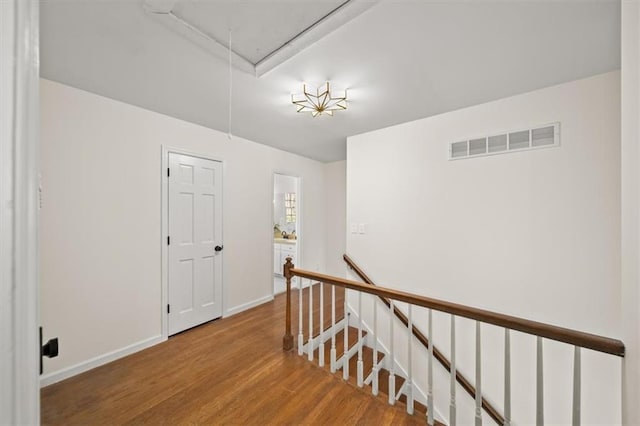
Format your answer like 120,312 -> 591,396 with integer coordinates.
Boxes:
40,334 -> 165,387
225,294 -> 274,317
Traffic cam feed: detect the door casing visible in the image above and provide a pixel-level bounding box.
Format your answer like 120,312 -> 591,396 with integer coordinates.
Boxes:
0,0 -> 40,422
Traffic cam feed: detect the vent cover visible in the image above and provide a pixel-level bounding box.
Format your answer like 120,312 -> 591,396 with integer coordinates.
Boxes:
448,123 -> 560,160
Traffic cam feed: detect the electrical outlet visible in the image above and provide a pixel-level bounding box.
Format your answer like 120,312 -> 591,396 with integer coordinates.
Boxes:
350,223 -> 358,234
358,223 -> 366,234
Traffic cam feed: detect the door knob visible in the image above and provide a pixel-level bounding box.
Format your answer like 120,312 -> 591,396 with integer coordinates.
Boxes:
40,327 -> 59,374
215,245 -> 224,252
43,338 -> 59,358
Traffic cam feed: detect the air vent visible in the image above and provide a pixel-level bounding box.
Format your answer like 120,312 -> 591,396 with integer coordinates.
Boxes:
488,134 -> 507,153
509,130 -> 529,150
451,141 -> 468,158
448,122 -> 560,160
469,138 -> 487,156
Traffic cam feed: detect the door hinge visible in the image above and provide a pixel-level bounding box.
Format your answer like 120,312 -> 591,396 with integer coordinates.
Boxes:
167,304 -> 170,314
167,236 -> 170,245
167,167 -> 170,177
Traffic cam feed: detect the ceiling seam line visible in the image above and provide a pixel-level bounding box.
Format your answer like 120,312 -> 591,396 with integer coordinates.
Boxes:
253,0 -> 352,68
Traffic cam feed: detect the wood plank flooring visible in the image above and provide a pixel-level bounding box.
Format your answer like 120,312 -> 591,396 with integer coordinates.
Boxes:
41,287 -> 424,425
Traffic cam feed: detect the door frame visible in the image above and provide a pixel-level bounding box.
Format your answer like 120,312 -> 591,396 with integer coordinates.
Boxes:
0,0 -> 40,422
271,171 -> 303,296
161,146 -> 225,339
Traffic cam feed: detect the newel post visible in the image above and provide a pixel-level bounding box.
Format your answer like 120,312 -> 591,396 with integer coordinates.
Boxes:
282,257 -> 294,351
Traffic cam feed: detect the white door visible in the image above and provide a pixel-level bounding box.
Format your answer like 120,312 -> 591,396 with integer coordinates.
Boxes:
168,153 -> 223,335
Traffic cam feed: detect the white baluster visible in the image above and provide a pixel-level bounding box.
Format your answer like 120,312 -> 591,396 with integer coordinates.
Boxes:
319,282 -> 325,367
450,315 -> 456,426
573,346 -> 581,426
343,290 -> 349,380
298,273 -> 303,356
428,309 -> 434,426
407,304 -> 414,415
330,285 -> 336,373
536,336 -> 544,426
308,279 -> 314,362
475,321 -> 482,426
504,329 -> 511,426
372,295 -> 379,396
388,299 -> 395,405
357,291 -> 364,387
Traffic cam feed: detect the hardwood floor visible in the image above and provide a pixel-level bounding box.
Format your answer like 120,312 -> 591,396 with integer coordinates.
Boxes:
41,287 -> 424,425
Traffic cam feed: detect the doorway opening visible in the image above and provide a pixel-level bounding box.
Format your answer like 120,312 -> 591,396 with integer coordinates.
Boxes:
273,173 -> 300,295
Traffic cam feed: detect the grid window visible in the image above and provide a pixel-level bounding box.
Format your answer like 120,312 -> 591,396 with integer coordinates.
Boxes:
285,193 -> 296,223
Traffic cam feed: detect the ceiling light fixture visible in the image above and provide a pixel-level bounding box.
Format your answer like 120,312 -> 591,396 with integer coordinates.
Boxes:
291,82 -> 347,117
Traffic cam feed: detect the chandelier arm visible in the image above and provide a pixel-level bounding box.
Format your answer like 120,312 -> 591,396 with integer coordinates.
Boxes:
291,81 -> 347,117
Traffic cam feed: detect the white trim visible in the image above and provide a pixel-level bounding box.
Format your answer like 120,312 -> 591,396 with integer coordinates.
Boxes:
224,294 -> 274,317
40,335 -> 165,387
144,6 -> 255,75
0,0 -> 40,423
161,146 -> 226,340
254,1 -> 379,77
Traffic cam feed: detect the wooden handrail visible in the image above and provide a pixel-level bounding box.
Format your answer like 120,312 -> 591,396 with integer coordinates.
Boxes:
343,254 -> 504,425
287,261 -> 625,357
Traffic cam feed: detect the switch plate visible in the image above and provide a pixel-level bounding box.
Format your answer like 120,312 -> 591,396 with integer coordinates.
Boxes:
358,223 -> 366,234
350,223 -> 358,234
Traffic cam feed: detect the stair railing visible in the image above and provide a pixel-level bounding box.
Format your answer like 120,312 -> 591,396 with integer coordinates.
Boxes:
281,257 -> 625,426
344,253 -> 504,424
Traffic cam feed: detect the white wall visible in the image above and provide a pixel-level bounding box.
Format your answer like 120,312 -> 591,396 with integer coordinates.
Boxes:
347,72 -> 621,424
39,79 -> 327,382
621,3 -> 640,425
324,160 -> 346,277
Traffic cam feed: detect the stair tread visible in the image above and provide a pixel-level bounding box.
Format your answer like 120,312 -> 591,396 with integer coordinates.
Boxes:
345,344 -> 382,379
302,321 -> 441,423
296,285 -> 346,338
341,365 -> 435,422
311,325 -> 360,361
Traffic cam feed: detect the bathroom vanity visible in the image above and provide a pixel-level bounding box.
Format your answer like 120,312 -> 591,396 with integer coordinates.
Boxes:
273,238 -> 297,275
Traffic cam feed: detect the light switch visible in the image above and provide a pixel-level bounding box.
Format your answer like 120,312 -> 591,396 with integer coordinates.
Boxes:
358,223 -> 366,234
350,223 -> 358,234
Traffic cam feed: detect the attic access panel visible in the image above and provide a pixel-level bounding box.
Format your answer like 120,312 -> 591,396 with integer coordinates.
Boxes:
173,1 -> 347,65
146,0 -> 375,76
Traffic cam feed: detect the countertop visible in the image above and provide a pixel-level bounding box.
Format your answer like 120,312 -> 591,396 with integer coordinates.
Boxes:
274,238 -> 297,245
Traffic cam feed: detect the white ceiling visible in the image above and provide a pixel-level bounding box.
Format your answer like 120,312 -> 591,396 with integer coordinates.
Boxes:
171,0 -> 348,65
40,0 -> 621,162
